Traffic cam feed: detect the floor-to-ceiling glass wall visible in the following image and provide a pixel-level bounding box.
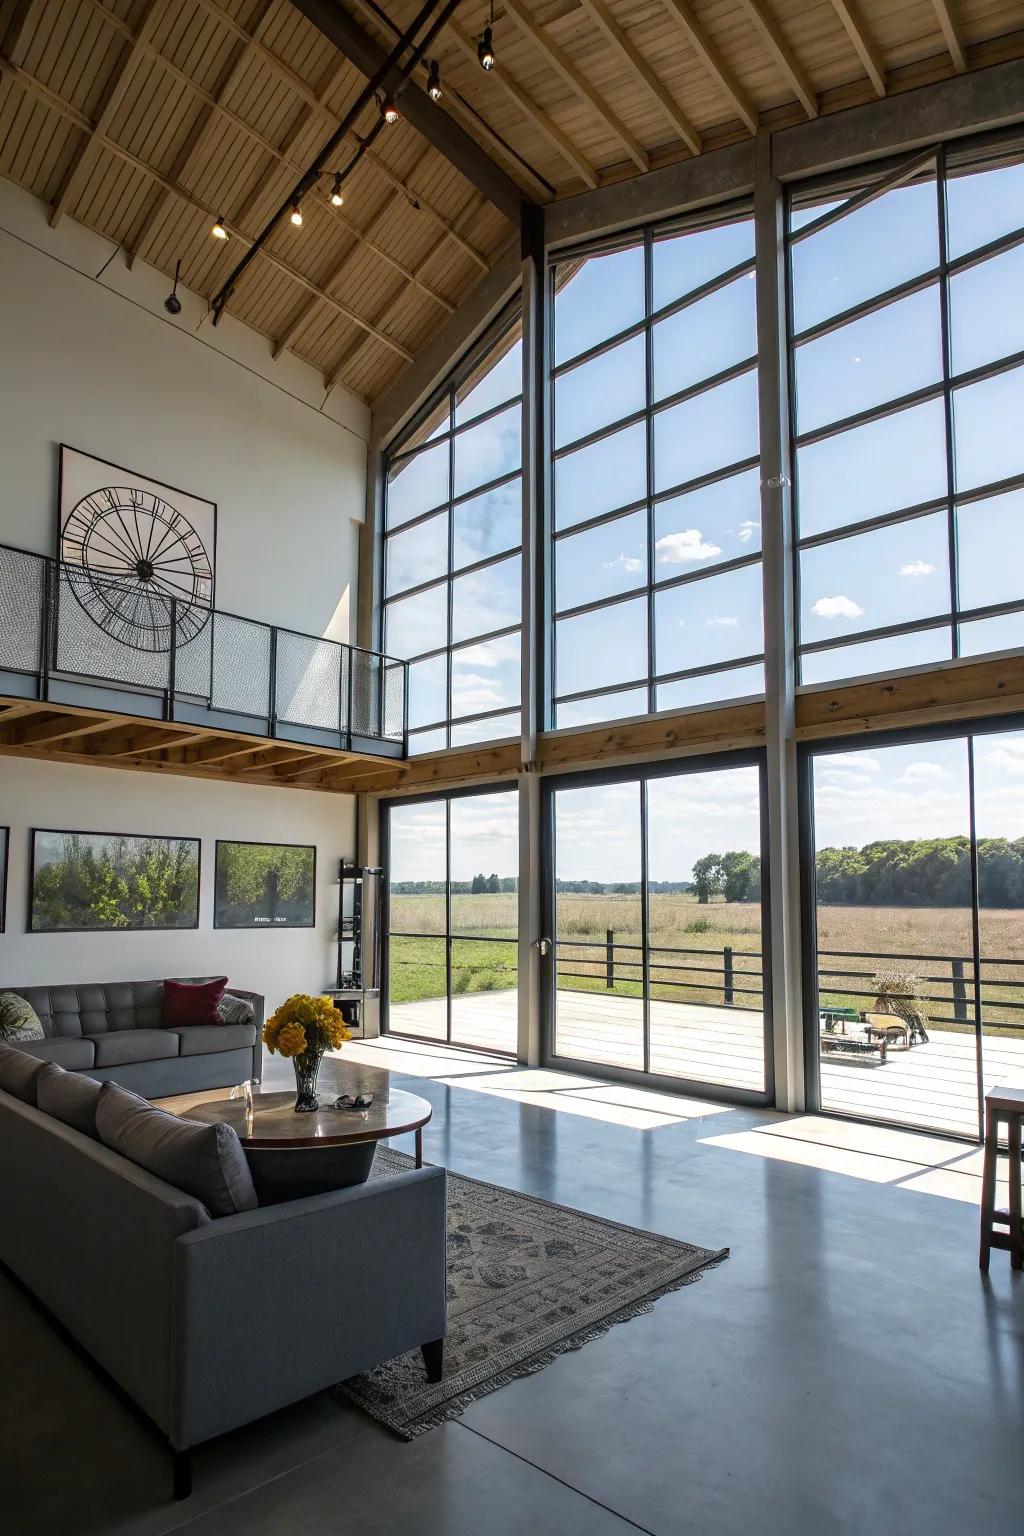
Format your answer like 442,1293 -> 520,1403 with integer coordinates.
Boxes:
806,723 -> 1024,1138
384,788 -> 518,1055
545,757 -> 769,1100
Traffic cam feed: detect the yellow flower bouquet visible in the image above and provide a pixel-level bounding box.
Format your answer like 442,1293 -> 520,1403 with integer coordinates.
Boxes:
263,993 -> 352,1112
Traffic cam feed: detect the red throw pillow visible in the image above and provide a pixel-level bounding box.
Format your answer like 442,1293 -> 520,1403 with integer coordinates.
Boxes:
162,977 -> 228,1028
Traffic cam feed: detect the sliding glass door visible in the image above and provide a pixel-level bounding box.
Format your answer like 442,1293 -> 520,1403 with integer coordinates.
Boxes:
544,756 -> 770,1101
805,723 -> 1024,1138
383,787 -> 518,1055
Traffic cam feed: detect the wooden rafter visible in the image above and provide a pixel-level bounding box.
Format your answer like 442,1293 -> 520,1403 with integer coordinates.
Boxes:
929,0 -> 967,74
501,0 -> 650,173
0,713 -> 117,749
732,0 -> 818,118
448,20 -> 598,188
658,0 -> 759,135
827,0 -> 887,97
0,56 -> 415,363
577,0 -> 702,156
50,0 -> 166,228
81,0 -> 491,275
3,0 -> 42,67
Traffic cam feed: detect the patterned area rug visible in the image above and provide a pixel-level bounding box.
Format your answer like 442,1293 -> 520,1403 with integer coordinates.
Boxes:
339,1147 -> 728,1438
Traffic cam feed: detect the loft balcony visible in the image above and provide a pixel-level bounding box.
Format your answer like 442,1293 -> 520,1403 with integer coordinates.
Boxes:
0,542 -> 407,788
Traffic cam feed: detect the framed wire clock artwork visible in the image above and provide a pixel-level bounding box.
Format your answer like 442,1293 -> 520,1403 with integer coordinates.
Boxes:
57,446 -> 217,654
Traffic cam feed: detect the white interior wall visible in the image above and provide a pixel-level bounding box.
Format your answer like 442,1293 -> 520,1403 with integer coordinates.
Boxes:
0,759 -> 350,1007
0,180 -> 368,1007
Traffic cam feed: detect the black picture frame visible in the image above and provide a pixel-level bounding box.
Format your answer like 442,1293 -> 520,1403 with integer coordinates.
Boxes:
0,827 -> 8,933
213,839 -> 317,931
28,828 -> 201,934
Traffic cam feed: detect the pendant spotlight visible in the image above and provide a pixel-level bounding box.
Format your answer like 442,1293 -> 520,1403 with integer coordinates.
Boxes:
381,96 -> 400,125
330,172 -> 345,207
427,60 -> 443,102
478,0 -> 496,69
163,259 -> 183,315
210,214 -> 228,240
290,199 -> 303,227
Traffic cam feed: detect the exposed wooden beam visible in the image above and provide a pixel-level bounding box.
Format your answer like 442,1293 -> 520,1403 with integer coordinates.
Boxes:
733,0 -> 818,119
448,21 -> 598,189
3,0 -> 42,68
0,56 -> 415,363
231,747 -> 332,773
125,0 -> 276,268
0,713 -> 118,749
576,0 -> 702,155
84,726 -> 210,757
502,0 -> 649,173
0,701 -> 45,724
81,0 -> 491,276
827,0 -> 887,98
929,0 -> 967,75
658,0 -> 759,134
288,0 -> 529,223
50,0 -> 165,228
795,656 -> 1024,740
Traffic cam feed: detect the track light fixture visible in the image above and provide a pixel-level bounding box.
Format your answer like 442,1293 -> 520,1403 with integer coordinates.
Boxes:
330,171 -> 345,207
478,24 -> 495,69
381,96 -> 400,125
210,214 -> 228,240
163,259 -> 183,315
427,60 -> 443,102
290,199 -> 303,227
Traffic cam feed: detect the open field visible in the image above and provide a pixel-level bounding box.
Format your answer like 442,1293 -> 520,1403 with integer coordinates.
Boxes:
388,892 -> 1024,1029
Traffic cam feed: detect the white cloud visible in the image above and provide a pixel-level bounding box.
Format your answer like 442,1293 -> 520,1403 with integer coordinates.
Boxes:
706,615 -> 739,628
900,561 -> 936,577
898,761 -> 948,784
736,520 -> 760,544
985,743 -> 1024,775
811,594 -> 863,619
450,673 -> 505,711
655,528 -> 722,564
602,553 -> 642,574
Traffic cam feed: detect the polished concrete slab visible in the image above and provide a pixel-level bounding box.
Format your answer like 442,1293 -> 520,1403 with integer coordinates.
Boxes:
2,1039 -> 1022,1536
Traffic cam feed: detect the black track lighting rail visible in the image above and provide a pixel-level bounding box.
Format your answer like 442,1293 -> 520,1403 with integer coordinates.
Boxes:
210,0 -> 467,326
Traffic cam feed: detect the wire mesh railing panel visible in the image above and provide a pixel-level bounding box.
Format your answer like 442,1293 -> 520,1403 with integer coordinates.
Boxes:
54,568 -> 171,690
209,613 -> 271,718
350,648 -> 382,737
0,545 -> 46,674
382,659 -> 406,742
275,630 -> 342,731
175,622 -> 213,699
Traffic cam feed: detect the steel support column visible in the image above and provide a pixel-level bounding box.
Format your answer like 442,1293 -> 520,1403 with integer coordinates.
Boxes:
755,131 -> 805,1112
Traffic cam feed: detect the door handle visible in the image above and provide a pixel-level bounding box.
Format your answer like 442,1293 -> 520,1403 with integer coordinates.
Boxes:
534,937 -> 552,957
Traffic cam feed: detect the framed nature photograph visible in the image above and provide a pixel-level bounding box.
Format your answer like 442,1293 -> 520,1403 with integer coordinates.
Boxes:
29,829 -> 200,933
0,827 -> 8,933
214,840 -> 316,930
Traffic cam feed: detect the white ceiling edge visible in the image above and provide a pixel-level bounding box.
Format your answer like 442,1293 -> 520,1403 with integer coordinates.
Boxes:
0,174 -> 371,443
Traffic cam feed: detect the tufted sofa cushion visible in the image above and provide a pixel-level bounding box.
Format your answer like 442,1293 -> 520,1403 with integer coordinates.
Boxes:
9,980 -> 223,1039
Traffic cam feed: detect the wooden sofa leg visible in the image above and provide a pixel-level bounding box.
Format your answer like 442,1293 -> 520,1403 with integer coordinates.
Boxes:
173,1449 -> 193,1502
420,1338 -> 444,1383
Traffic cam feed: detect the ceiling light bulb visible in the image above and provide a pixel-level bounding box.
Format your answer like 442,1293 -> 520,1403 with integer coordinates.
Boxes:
330,173 -> 344,207
478,25 -> 495,70
290,200 -> 303,227
427,61 -> 443,102
211,215 -> 228,240
382,98 -> 400,125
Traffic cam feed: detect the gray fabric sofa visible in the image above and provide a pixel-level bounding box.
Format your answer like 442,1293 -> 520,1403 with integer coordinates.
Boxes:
4,978 -> 263,1096
0,1081 -> 447,1499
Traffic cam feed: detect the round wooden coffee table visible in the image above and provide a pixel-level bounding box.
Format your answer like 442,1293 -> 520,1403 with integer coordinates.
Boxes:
182,1061 -> 432,1203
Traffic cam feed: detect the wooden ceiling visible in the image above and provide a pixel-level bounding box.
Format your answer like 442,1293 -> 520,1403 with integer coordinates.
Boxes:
0,0 -> 1022,407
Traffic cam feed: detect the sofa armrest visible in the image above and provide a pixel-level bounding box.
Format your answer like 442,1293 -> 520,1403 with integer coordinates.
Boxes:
170,1166 -> 447,1448
224,988 -> 264,1080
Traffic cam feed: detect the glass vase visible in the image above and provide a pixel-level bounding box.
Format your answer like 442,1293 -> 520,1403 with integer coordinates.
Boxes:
292,1047 -> 324,1113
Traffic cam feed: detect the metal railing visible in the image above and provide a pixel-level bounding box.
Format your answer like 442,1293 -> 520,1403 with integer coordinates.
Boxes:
556,935 -> 765,1009
816,948 -> 1024,1033
0,541 -> 408,755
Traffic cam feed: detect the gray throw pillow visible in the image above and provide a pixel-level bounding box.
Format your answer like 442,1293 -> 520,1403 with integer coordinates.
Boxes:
95,1081 -> 258,1218
217,992 -> 255,1026
0,1040 -> 47,1104
0,992 -> 45,1044
36,1061 -> 102,1138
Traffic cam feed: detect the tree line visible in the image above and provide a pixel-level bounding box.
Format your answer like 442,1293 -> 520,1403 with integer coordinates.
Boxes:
816,836 -> 1024,907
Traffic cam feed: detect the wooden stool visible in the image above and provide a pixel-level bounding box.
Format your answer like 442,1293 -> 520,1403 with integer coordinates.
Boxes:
979,1086 -> 1024,1272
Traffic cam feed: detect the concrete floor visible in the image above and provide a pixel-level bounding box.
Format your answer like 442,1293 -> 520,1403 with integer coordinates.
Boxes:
3,1037 -> 1023,1536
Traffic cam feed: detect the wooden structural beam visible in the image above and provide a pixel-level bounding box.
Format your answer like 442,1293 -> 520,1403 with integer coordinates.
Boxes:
502,0 -> 650,173
733,0 -> 818,119
795,656 -> 1024,740
658,0 -> 759,134
929,0 -> 967,74
827,0 -> 888,98
576,0 -> 702,155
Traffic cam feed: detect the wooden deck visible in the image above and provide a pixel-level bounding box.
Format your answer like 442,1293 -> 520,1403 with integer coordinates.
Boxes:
387,988 -> 1024,1137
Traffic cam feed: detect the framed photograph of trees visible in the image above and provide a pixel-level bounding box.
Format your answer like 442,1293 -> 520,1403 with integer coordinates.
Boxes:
214,841 -> 316,929
29,829 -> 200,933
